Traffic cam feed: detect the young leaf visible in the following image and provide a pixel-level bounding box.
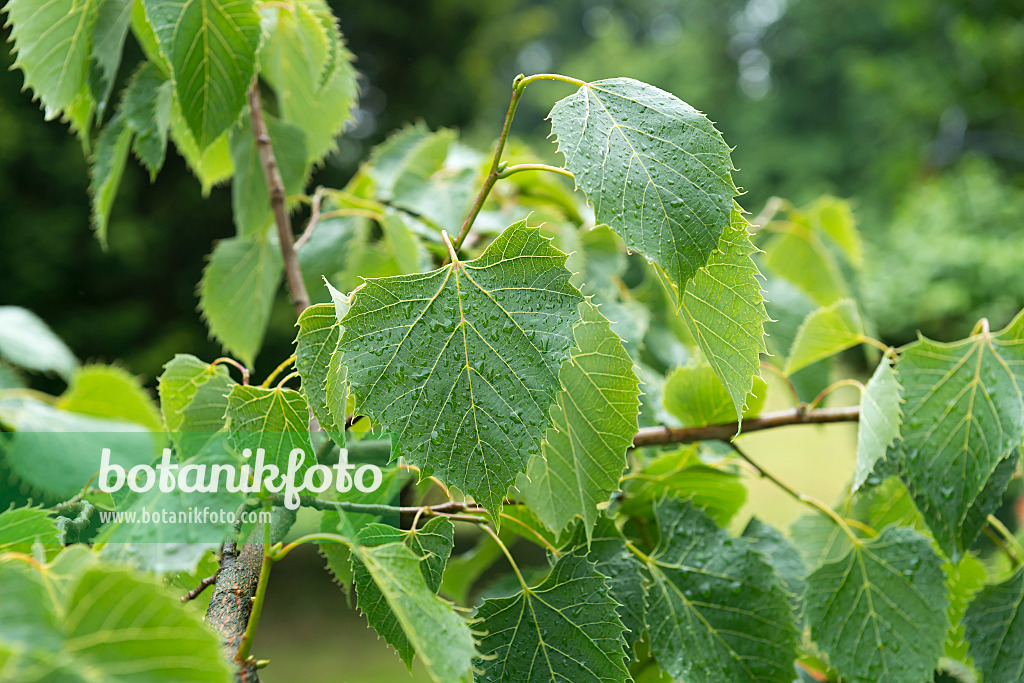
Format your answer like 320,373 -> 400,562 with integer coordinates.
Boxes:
519,301 -> 641,538
663,362 -> 767,427
89,114 -> 132,246
852,353 -> 902,492
0,506 -> 59,552
549,77 -> 736,295
226,385 -> 314,474
352,542 -> 477,683
295,303 -> 342,434
475,548 -> 630,683
198,233 -> 284,368
57,364 -> 162,432
339,221 -> 584,517
679,208 -> 769,420
169,100 -> 234,193
351,518 -> 455,667
804,526 -> 948,683
142,0 -> 261,148
157,354 -> 231,431
230,115 -> 309,237
962,565 -> 1024,682
0,307 -> 78,379
260,0 -> 358,166
121,61 -> 174,179
642,499 -> 799,683
4,0 -> 98,132
90,0 -> 133,117
762,222 -> 848,306
897,319 -> 1024,558
784,298 -> 866,375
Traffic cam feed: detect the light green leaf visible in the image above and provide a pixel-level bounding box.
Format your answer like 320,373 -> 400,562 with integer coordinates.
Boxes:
339,221 -> 584,517
762,223 -> 848,306
368,124 -> 453,201
121,61 -> 174,179
156,354 -> 230,431
475,548 -> 630,683
352,542 -> 476,683
260,0 -> 358,166
230,115 -> 309,237
897,319 -> 1024,558
679,208 -> 769,421
4,0 -> 97,132
380,211 -> 432,275
351,517 -> 455,668
0,307 -> 78,379
853,353 -> 902,492
0,557 -> 234,682
198,233 -> 284,368
158,354 -> 236,457
789,513 -> 854,566
643,499 -> 799,683
762,277 -> 832,402
519,301 -> 640,538
805,195 -> 863,268
169,99 -> 234,193
0,506 -> 59,552
944,552 -> 986,661
804,526 -> 948,683
549,77 -> 736,297
962,565 -> 1024,682
89,114 -> 132,246
663,361 -> 767,427
143,0 -> 261,147
785,298 -> 866,375
89,0 -> 133,117
57,364 -> 162,431
295,303 -> 342,434
620,449 -> 747,526
226,385 -> 313,474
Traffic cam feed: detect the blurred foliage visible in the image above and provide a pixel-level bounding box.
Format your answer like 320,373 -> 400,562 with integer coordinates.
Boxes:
3,0 -> 1023,383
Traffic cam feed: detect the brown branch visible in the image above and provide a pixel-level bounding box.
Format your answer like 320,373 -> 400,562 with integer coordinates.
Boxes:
631,405 -> 861,448
246,79 -> 310,316
182,573 -> 218,602
206,542 -> 263,683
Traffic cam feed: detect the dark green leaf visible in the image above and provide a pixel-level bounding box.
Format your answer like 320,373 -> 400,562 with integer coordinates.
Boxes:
89,114 -> 132,246
121,61 -> 174,179
962,565 -> 1024,682
89,0 -> 133,117
226,385 -> 313,474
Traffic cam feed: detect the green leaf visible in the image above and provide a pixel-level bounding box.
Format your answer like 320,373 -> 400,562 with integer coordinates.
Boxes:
325,287 -> 351,432
962,565 -> 1024,682
295,303 -> 342,434
519,301 -> 640,538
663,361 -> 767,427
157,354 -> 230,431
897,319 -> 1024,558
944,552 -> 986,661
230,115 -> 309,237
4,0 -> 97,132
198,233 -> 284,368
475,548 -> 630,683
853,353 -> 902,492
549,77 -> 736,296
352,542 -> 477,683
0,506 -> 59,552
741,517 -> 806,612
121,61 -> 174,179
339,221 -> 584,517
0,307 -> 78,379
260,0 -> 358,166
804,526 -> 948,683
143,0 -> 261,147
89,114 -> 132,246
762,223 -> 848,306
0,556 -> 234,681
789,513 -> 854,566
226,385 -> 314,474
169,99 -> 234,193
643,499 -> 799,683
57,364 -> 162,431
351,517 -> 455,667
620,449 -> 747,526
679,208 -> 769,421
784,298 -> 866,375
804,195 -> 863,268
367,122 -> 447,200
762,277 -> 832,403
89,0 -> 133,117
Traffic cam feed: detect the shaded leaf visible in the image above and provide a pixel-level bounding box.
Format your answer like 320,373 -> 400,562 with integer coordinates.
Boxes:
89,0 -> 133,117
962,565 -> 1024,682
295,303 -> 342,434
121,61 -> 174,178
89,114 -> 132,246
663,361 -> 767,427
0,307 -> 78,380
785,298 -> 865,375
230,115 -> 308,238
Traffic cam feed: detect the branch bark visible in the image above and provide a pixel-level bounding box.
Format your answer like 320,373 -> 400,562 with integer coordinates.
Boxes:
631,405 -> 860,447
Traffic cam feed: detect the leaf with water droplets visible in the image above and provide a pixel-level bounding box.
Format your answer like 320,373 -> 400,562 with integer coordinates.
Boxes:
339,221 -> 584,518
549,77 -> 737,296
475,547 -> 630,683
804,526 -> 948,683
896,316 -> 1024,558
295,302 -> 342,436
643,498 -> 799,683
519,301 -> 640,539
962,565 -> 1024,683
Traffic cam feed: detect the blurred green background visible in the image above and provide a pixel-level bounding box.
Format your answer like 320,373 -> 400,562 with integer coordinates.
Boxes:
2,1 -> 1022,680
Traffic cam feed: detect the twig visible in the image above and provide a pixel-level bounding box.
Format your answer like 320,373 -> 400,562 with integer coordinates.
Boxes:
631,405 -> 860,447
247,79 -> 310,315
182,574 -> 218,602
294,186 -> 326,251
